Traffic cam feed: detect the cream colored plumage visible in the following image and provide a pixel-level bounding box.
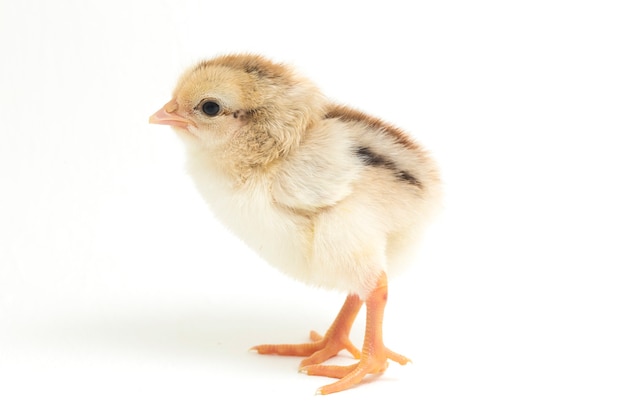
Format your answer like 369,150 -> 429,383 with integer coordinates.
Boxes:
150,54 -> 441,394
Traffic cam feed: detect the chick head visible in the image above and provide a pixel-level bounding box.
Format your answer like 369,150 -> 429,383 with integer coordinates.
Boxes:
150,54 -> 325,169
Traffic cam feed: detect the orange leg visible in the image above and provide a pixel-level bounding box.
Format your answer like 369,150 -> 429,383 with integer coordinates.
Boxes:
252,294 -> 363,367
302,272 -> 411,395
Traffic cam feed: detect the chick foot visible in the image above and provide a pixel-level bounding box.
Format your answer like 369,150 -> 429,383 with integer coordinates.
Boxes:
302,347 -> 410,395
252,294 -> 363,367
302,273 -> 411,395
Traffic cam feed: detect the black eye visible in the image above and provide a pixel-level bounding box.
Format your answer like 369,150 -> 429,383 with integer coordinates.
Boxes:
201,101 -> 221,116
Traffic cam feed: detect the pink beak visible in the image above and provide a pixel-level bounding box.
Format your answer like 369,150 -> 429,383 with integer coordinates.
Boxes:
149,99 -> 195,128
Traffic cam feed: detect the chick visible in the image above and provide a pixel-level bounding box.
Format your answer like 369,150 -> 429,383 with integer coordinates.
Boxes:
149,54 -> 441,394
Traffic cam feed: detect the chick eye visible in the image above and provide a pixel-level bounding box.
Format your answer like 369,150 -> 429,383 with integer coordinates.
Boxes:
201,101 -> 221,116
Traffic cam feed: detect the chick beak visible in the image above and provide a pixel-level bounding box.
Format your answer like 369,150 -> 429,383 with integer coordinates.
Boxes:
149,100 -> 195,128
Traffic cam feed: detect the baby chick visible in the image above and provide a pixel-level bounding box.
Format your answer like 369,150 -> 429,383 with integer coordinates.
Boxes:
149,54 -> 441,394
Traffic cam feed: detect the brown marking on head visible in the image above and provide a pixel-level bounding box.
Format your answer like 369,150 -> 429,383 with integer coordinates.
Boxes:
194,54 -> 293,85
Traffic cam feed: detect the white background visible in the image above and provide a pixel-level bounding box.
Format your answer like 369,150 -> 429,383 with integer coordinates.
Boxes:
1,0 -> 625,415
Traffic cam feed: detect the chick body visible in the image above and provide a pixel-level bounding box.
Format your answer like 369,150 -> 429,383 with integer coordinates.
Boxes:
157,55 -> 440,297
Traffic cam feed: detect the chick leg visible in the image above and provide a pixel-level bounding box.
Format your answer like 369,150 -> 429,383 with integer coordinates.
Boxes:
252,294 -> 363,366
301,272 -> 411,395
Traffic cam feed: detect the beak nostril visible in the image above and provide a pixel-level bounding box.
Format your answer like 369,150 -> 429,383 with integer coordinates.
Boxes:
164,100 -> 179,113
